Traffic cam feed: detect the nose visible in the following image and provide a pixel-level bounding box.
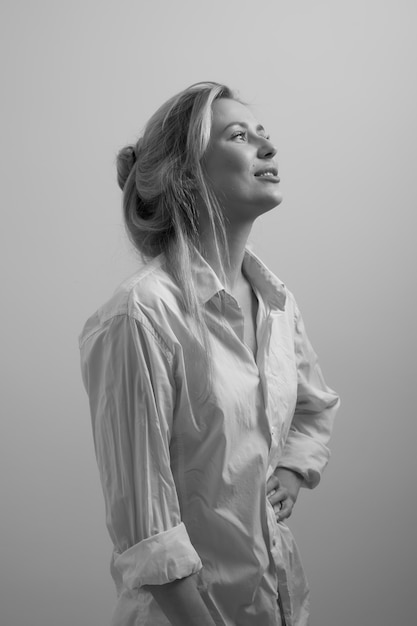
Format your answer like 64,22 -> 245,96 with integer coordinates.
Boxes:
258,137 -> 277,159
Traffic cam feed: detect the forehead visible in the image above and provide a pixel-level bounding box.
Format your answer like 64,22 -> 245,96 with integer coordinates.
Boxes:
210,98 -> 258,134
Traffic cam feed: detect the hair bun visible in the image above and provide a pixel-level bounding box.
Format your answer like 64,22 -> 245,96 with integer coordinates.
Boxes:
116,144 -> 137,190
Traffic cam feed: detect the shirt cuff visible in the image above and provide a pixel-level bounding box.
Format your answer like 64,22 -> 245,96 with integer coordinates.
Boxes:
278,430 -> 331,489
113,522 -> 202,590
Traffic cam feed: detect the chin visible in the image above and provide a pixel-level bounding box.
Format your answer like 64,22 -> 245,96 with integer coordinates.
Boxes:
273,193 -> 283,207
262,193 -> 284,213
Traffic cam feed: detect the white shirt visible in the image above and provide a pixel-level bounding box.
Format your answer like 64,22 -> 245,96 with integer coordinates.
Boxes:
79,249 -> 340,626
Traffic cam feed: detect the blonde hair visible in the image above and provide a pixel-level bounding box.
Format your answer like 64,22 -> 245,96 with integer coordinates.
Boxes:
116,81 -> 236,342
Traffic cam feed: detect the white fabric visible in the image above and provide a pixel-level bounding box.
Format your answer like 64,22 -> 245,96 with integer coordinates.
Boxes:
79,248 -> 340,626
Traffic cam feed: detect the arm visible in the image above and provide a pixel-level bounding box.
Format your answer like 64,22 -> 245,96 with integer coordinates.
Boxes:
146,574 -> 216,626
80,313 -> 204,609
277,299 -> 340,490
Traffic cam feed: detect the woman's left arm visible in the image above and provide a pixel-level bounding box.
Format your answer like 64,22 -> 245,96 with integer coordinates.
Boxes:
273,299 -> 341,506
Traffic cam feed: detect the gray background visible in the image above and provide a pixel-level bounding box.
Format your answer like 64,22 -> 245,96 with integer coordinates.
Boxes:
1,1 -> 415,625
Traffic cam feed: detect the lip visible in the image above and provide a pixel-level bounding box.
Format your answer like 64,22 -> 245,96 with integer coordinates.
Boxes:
254,166 -> 279,182
255,173 -> 280,183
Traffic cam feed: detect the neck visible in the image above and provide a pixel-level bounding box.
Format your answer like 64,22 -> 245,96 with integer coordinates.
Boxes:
200,219 -> 253,292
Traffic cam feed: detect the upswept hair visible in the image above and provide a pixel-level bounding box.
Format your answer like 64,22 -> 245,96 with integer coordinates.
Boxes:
116,81 -> 236,342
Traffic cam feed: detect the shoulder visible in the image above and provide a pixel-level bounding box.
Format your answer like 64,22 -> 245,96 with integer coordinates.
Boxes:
79,256 -> 183,348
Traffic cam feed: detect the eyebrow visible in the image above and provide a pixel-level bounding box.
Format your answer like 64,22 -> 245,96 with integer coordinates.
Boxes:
222,121 -> 267,134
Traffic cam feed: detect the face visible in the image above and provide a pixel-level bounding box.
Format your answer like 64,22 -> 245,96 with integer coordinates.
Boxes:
202,98 -> 282,225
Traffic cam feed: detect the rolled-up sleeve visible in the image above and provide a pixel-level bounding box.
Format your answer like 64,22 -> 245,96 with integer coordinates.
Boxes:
79,312 -> 202,590
279,302 -> 340,489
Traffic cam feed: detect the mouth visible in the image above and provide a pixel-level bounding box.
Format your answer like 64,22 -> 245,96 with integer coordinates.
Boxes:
254,167 -> 280,182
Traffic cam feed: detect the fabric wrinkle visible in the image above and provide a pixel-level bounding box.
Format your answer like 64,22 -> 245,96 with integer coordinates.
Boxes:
79,247 -> 340,626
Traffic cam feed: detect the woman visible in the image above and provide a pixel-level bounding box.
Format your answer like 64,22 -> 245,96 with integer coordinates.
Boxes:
79,81 -> 340,626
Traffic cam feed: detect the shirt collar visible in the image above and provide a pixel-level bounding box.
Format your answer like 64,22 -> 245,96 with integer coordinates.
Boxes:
191,247 -> 286,311
190,248 -> 225,304
242,248 -> 287,310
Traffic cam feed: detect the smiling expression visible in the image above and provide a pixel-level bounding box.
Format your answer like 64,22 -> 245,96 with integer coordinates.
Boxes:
202,98 -> 282,225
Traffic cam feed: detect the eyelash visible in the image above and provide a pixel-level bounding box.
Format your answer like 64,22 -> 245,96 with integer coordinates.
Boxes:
231,131 -> 247,140
231,131 -> 271,141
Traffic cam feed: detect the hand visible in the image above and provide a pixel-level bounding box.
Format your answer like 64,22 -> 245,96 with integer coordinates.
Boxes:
266,467 -> 303,522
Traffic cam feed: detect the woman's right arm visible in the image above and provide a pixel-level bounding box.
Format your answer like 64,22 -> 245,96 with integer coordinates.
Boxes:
146,574 -> 216,626
80,313 -> 213,624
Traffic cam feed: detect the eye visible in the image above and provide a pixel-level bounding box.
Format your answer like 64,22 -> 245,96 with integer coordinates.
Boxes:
231,130 -> 247,141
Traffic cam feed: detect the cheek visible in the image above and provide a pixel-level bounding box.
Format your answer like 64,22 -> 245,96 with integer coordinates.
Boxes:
206,154 -> 250,188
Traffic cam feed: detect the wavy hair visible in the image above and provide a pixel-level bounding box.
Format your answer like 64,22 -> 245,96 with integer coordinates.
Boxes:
116,81 -> 236,343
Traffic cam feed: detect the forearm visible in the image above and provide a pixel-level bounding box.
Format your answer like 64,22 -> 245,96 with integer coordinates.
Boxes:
145,573 -> 216,626
275,466 -> 304,488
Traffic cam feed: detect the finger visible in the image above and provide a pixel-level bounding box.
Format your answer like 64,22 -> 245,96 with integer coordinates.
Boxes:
273,502 -> 282,518
276,498 -> 294,521
268,485 -> 288,506
266,474 -> 280,494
